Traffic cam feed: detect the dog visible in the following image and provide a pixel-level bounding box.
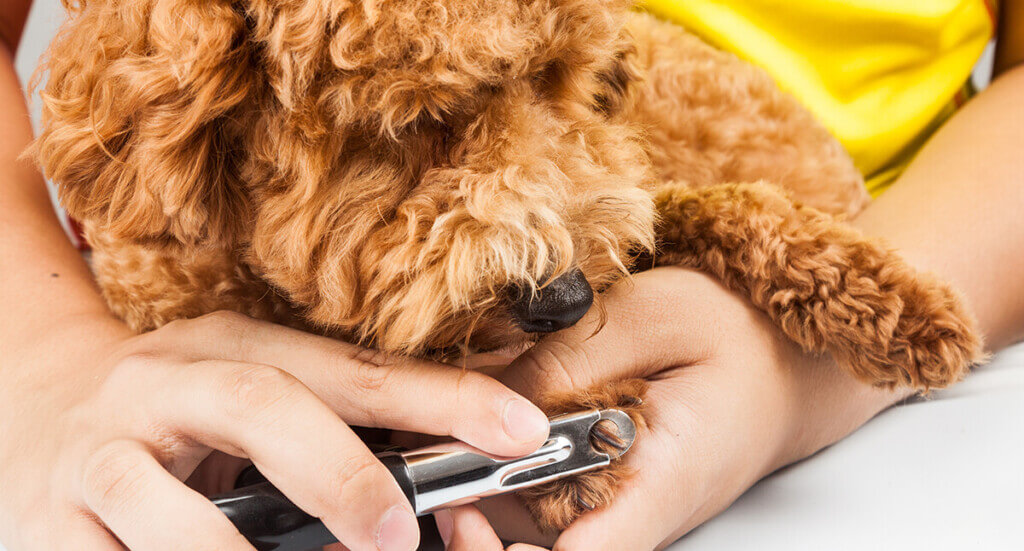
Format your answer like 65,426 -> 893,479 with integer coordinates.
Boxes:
34,0 -> 982,532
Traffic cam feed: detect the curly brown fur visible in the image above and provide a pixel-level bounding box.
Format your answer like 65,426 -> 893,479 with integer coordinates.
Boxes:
653,182 -> 984,389
84,220 -> 300,330
519,378 -> 648,532
622,15 -> 870,217
34,0 -> 982,533
35,0 -> 656,355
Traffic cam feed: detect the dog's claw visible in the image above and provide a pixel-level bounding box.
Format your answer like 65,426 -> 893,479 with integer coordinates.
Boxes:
589,420 -> 629,457
620,395 -> 643,407
576,496 -> 595,511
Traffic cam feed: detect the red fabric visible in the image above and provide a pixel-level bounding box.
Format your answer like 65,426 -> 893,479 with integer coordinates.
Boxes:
66,215 -> 90,251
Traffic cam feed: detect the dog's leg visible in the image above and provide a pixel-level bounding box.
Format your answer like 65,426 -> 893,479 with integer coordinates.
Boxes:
652,181 -> 985,389
517,378 -> 648,533
622,12 -> 869,218
88,225 -> 294,332
516,178 -> 984,532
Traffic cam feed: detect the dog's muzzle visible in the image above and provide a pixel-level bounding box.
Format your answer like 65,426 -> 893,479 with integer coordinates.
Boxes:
509,268 -> 594,333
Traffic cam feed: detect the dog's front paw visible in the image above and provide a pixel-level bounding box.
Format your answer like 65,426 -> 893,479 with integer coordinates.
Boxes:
518,378 -> 648,532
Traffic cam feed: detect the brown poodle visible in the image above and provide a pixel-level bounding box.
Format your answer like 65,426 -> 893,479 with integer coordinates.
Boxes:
34,0 -> 983,533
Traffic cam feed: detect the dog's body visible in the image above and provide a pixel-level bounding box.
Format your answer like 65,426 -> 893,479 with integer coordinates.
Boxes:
36,0 -> 980,532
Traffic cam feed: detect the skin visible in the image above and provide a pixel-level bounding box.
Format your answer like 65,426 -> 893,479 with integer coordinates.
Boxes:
995,0 -> 1024,75
0,4 -> 550,551
1,1 -> 1021,551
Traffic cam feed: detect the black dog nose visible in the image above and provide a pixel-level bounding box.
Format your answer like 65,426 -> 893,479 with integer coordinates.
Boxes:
510,268 -> 594,333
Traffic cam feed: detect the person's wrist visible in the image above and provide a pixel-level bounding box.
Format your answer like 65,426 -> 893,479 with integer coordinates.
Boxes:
771,352 -> 914,471
51,313 -> 122,346
6,299 -> 128,348
751,351 -> 815,480
0,309 -> 130,392
656,268 -> 911,477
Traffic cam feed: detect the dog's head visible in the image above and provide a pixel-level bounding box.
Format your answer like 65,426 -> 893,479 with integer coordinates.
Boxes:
37,0 -> 656,355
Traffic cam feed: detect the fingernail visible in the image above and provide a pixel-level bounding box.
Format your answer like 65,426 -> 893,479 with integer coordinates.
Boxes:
503,398 -> 548,443
376,505 -> 419,551
434,508 -> 453,546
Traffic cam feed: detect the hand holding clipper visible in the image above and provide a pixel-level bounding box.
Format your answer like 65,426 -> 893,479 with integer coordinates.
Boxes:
211,409 -> 637,551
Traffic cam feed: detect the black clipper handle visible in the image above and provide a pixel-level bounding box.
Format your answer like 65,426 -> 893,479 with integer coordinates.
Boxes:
211,453 -> 413,551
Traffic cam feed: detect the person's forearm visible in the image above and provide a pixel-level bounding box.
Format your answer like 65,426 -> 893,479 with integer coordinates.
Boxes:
0,45 -> 117,355
854,66 -> 1024,351
783,66 -> 1024,460
0,3 -> 31,53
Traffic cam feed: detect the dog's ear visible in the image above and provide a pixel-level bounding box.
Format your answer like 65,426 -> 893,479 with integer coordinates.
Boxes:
34,0 -> 255,243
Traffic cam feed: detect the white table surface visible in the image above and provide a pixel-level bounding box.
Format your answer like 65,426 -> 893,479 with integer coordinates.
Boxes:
667,343 -> 1024,550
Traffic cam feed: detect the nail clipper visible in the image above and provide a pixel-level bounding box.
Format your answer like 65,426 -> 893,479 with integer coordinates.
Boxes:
210,408 -> 637,551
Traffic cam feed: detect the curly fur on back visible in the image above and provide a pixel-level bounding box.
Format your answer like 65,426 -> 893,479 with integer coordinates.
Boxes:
37,0 -> 657,353
34,0 -> 983,534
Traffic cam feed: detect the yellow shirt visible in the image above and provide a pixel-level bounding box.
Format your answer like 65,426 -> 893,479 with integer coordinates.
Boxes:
640,0 -> 996,194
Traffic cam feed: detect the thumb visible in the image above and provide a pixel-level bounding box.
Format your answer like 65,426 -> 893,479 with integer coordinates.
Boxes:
499,269 -> 709,401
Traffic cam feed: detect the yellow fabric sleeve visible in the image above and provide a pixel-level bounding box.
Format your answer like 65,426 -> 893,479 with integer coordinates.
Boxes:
640,0 -> 994,194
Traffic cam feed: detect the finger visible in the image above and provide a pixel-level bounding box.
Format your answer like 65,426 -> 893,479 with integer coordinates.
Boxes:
161,311 -> 549,456
554,479 -> 708,551
80,440 -> 254,551
500,269 -> 718,400
56,513 -> 126,551
553,373 -> 757,551
551,463 -> 676,551
474,494 -> 551,545
185,451 -> 252,495
434,506 -> 504,551
156,360 -> 419,551
551,391 -> 684,551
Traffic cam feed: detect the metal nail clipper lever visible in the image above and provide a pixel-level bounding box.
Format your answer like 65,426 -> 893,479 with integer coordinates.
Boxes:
210,408 -> 637,551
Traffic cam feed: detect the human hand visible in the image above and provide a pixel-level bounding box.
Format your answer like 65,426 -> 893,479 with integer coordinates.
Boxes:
0,311 -> 550,551
443,267 -> 908,550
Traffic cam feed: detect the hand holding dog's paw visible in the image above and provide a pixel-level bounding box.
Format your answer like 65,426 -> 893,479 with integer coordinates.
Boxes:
460,268 -> 913,550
